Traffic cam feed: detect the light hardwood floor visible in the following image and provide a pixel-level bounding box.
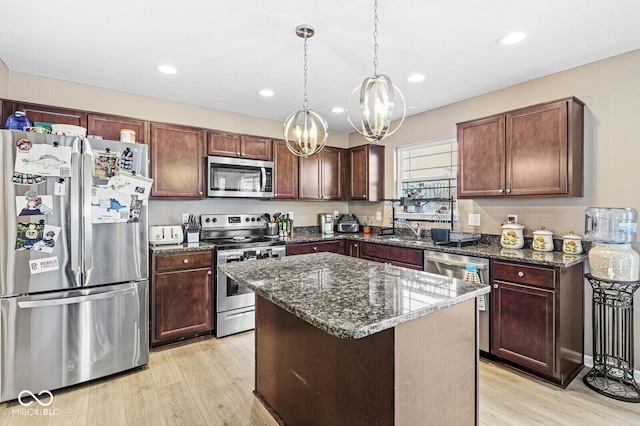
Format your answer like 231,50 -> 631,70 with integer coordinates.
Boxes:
1,332 -> 638,425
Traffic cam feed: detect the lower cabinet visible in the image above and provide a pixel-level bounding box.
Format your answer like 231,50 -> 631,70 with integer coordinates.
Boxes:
359,242 -> 424,270
151,250 -> 213,347
490,260 -> 584,387
341,240 -> 361,257
286,240 -> 341,256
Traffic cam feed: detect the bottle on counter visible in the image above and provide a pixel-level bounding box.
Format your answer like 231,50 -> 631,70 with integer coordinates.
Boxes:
278,217 -> 284,237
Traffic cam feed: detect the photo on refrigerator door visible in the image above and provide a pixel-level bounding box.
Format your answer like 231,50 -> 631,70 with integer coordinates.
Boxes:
15,222 -> 45,250
93,150 -> 121,181
32,224 -> 61,253
15,191 -> 54,216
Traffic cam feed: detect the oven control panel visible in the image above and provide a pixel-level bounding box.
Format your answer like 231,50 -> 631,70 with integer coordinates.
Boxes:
201,214 -> 265,230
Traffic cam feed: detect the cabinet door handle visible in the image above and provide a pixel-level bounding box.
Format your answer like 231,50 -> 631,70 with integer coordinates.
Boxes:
493,284 -> 499,289
183,259 -> 189,264
498,189 -> 504,193
518,271 -> 524,277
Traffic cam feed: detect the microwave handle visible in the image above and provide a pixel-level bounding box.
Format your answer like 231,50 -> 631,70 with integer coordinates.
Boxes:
261,167 -> 267,192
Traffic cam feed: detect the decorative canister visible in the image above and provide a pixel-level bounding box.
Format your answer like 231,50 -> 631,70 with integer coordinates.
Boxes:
532,226 -> 554,252
120,129 -> 136,143
562,232 -> 583,254
588,243 -> 639,281
501,223 -> 525,249
5,111 -> 32,130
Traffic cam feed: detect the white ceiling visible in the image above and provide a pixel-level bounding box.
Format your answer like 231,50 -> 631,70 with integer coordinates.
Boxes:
2,1 -> 640,133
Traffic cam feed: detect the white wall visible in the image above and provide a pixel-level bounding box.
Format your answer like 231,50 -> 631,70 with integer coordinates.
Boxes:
0,59 -> 8,98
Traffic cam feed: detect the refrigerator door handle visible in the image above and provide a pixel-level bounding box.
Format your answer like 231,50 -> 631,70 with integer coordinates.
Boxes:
83,139 -> 94,278
70,138 -> 82,280
17,285 -> 136,309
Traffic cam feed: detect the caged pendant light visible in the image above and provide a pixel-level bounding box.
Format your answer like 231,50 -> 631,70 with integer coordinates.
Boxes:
283,25 -> 328,158
347,0 -> 406,143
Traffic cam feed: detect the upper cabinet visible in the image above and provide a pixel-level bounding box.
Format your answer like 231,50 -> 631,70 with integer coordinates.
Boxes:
2,101 -> 87,127
150,123 -> 205,199
207,131 -> 272,160
272,139 -> 298,200
87,113 -> 149,144
299,146 -> 344,200
348,144 -> 385,201
457,97 -> 584,198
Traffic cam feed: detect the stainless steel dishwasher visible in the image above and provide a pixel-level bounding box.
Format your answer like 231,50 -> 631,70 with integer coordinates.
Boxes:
423,251 -> 490,354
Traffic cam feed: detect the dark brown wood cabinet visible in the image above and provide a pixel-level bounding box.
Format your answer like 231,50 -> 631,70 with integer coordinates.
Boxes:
457,97 -> 584,198
150,122 -> 205,198
151,251 -> 213,347
348,144 -> 385,201
286,240 -> 342,256
87,113 -> 149,144
340,240 -> 361,257
299,146 -> 344,200
359,242 -> 423,270
207,131 -> 272,160
272,139 -> 298,199
1,101 -> 87,127
490,260 -> 584,387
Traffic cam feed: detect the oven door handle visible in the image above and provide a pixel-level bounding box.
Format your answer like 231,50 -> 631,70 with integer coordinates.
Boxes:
424,254 -> 488,270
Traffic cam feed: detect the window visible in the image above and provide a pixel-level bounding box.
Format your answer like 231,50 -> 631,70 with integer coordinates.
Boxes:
396,137 -> 458,220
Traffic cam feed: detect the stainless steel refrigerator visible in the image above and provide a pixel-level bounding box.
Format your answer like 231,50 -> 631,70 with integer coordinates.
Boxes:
0,130 -> 149,402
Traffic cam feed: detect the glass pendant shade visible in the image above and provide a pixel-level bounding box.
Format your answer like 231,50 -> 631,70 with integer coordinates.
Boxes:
347,74 -> 406,142
283,108 -> 328,157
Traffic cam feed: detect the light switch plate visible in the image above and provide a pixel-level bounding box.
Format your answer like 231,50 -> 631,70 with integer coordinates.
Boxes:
468,214 -> 481,227
376,211 -> 382,221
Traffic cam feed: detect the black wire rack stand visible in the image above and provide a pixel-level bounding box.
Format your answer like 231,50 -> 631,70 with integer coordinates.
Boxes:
583,274 -> 640,402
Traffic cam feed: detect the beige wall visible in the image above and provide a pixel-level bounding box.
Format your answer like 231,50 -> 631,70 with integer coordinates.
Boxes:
0,59 -> 9,98
5,71 -> 350,226
349,48 -> 640,366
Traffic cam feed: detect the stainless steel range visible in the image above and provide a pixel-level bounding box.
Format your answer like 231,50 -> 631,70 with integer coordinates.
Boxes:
200,214 -> 286,337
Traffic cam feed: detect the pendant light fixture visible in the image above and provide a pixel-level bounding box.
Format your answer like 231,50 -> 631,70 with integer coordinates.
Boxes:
283,25 -> 328,158
347,0 -> 406,142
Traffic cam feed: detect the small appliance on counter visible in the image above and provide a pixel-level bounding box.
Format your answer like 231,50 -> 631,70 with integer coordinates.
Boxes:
336,214 -> 360,233
320,213 -> 335,235
149,225 -> 184,245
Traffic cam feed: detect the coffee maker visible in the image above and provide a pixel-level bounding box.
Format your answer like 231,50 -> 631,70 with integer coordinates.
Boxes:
320,214 -> 335,235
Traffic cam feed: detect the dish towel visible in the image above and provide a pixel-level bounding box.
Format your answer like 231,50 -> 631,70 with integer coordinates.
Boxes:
464,262 -> 486,311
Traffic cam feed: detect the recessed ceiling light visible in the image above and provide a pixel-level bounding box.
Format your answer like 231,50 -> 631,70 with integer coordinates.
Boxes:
497,32 -> 526,46
259,89 -> 274,97
155,64 -> 177,74
407,73 -> 425,83
331,106 -> 345,113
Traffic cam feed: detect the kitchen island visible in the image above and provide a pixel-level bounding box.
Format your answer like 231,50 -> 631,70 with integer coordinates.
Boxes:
220,252 -> 490,425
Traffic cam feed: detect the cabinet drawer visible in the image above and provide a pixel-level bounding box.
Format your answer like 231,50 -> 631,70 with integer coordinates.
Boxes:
286,241 -> 341,256
492,261 -> 555,289
155,251 -> 213,272
360,242 -> 423,268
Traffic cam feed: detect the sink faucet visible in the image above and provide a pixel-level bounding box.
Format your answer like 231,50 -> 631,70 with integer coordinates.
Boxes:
396,221 -> 422,237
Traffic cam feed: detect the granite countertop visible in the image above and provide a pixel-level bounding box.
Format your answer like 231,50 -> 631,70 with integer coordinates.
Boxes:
149,242 -> 216,253
286,232 -> 587,268
219,252 -> 490,339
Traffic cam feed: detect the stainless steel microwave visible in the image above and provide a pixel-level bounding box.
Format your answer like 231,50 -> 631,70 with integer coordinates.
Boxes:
207,155 -> 274,198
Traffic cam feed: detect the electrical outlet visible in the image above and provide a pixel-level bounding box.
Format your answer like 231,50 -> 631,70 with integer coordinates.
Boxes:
288,211 -> 294,220
333,210 -> 339,218
507,214 -> 518,224
182,213 -> 190,224
468,213 -> 481,227
376,211 -> 382,221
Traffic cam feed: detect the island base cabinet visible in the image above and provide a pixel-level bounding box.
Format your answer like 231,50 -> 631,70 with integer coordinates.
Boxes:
254,296 -> 477,426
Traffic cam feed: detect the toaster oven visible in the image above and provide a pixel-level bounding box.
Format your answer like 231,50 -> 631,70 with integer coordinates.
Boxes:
336,214 -> 360,233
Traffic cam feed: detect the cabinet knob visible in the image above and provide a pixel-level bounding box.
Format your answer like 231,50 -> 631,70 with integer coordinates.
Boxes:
198,191 -> 203,195
236,152 -> 240,155
313,246 -> 317,251
208,270 -> 212,275
498,189 -> 504,193
506,189 -> 511,194
241,152 -> 245,156
518,271 -> 524,277
183,259 -> 189,264
362,195 -> 367,199
493,284 -> 498,289
354,244 -> 358,247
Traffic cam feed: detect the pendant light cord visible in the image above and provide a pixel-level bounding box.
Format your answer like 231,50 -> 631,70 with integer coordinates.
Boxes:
303,31 -> 309,110
373,0 -> 379,76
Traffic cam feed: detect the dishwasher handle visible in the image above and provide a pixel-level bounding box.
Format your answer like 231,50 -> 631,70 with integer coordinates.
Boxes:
424,253 -> 488,270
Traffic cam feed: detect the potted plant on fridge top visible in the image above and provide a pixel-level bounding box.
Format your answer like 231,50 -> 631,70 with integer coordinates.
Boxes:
363,217 -> 371,234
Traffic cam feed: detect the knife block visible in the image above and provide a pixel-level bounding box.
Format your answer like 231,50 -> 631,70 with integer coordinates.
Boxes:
186,231 -> 199,243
